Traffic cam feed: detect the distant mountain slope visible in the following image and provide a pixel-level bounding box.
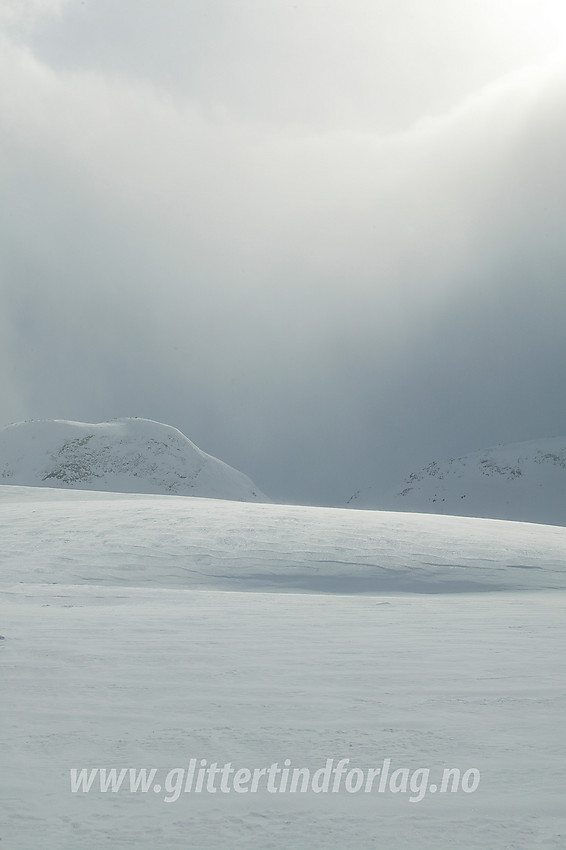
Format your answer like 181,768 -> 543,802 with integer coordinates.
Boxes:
0,418 -> 268,502
347,438 -> 566,526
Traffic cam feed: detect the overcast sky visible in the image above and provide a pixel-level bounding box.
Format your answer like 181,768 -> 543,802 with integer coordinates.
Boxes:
1,0 -> 565,505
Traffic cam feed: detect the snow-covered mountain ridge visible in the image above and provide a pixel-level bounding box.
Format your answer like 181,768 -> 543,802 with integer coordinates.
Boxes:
347,437 -> 566,526
0,418 -> 268,502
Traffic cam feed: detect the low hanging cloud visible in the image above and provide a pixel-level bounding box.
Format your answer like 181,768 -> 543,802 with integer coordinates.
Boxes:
1,5 -> 565,504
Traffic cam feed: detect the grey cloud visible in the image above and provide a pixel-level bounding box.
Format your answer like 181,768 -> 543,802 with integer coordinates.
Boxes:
26,0 -> 566,132
1,8 -> 565,504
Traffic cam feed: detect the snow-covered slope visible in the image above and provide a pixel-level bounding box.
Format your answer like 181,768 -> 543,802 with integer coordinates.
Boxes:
2,486 -> 566,850
347,437 -> 566,526
2,484 -> 565,593
0,418 -> 268,501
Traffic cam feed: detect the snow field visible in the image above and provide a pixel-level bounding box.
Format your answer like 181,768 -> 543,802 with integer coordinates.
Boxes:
1,485 -> 565,848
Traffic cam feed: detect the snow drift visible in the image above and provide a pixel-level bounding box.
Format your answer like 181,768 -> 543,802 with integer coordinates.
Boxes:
347,437 -> 566,526
2,485 -> 566,849
0,418 -> 268,502
2,484 -> 565,593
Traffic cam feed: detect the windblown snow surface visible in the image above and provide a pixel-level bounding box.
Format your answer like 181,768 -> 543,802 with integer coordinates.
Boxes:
2,485 -> 566,849
347,437 -> 566,526
0,418 -> 267,502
